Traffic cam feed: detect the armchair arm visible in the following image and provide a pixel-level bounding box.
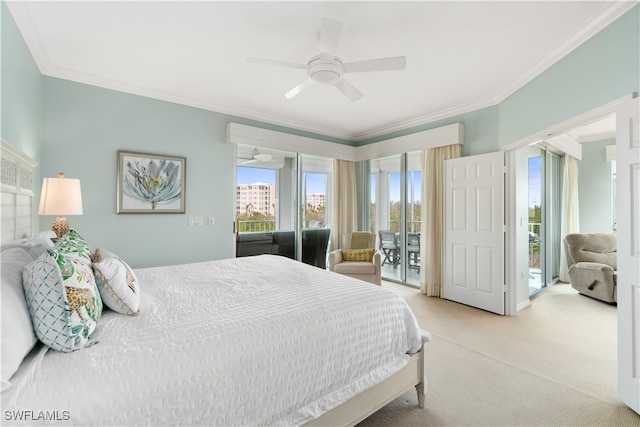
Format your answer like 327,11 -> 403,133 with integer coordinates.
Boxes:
373,250 -> 381,266
568,261 -> 617,300
572,262 -> 614,273
328,249 -> 344,271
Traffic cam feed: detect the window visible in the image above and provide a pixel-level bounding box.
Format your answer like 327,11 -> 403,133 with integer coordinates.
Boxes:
236,166 -> 276,232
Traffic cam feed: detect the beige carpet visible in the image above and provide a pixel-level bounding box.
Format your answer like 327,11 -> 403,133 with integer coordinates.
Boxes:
358,282 -> 640,427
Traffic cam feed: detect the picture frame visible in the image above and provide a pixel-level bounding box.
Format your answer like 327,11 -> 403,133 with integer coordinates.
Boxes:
117,150 -> 186,214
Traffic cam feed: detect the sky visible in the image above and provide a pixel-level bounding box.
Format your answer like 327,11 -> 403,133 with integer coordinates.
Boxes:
528,157 -> 542,208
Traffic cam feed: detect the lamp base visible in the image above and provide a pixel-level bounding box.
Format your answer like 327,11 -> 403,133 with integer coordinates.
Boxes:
52,217 -> 69,240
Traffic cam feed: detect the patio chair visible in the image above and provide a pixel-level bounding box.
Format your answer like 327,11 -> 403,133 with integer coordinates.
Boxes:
379,230 -> 399,268
407,232 -> 420,272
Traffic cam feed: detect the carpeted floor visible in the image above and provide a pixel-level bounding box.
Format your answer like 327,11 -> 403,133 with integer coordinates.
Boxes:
357,282 -> 640,427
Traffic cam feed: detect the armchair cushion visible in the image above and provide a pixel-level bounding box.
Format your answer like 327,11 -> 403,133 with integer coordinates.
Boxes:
342,248 -> 375,262
333,261 -> 377,275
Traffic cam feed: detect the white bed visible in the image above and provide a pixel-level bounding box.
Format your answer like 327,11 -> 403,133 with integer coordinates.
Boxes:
3,255 -> 429,426
0,142 -> 430,426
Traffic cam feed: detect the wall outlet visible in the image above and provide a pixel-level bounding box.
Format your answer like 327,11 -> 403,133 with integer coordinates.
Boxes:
189,216 -> 203,226
208,217 -> 215,226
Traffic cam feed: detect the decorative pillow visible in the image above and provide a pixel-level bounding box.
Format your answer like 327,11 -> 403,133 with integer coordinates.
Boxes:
342,248 -> 375,262
1,246 -> 39,391
53,229 -> 92,266
22,248 -> 103,352
92,248 -> 140,315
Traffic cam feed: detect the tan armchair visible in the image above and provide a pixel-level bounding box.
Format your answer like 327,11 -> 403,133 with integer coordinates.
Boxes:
329,232 -> 382,286
564,233 -> 617,303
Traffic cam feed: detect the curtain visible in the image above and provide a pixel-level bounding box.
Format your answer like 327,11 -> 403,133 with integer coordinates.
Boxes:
331,159 -> 357,251
420,144 -> 461,296
559,155 -> 580,282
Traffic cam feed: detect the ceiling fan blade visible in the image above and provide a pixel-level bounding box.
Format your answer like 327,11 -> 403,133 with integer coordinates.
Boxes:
238,159 -> 258,165
334,78 -> 364,101
343,56 -> 407,73
320,18 -> 342,56
247,57 -> 307,69
284,78 -> 313,99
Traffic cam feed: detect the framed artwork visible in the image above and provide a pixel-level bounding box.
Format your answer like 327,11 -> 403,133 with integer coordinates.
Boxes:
117,150 -> 186,214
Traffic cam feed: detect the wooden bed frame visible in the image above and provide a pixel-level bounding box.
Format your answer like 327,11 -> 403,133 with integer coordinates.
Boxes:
1,140 -> 431,425
307,331 -> 431,426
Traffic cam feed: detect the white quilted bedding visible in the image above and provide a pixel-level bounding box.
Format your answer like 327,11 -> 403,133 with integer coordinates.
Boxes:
3,255 -> 423,426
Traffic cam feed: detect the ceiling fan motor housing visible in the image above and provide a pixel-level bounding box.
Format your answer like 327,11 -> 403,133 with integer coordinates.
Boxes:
308,56 -> 343,85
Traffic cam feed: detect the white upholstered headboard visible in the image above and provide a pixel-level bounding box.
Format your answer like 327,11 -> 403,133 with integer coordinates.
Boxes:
1,139 -> 37,245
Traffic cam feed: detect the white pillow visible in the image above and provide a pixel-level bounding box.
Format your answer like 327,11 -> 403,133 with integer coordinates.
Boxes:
92,249 -> 140,315
1,246 -> 39,391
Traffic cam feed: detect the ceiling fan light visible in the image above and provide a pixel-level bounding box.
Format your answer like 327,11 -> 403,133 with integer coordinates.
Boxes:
310,70 -> 341,85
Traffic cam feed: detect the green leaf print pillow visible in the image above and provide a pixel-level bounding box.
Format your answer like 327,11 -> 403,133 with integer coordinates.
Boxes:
22,233 -> 102,352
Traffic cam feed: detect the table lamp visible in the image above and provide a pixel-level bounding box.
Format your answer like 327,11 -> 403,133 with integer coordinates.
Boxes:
38,172 -> 83,240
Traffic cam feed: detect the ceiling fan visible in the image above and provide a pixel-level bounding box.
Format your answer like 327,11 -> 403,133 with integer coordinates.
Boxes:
247,18 -> 406,101
238,148 -> 273,165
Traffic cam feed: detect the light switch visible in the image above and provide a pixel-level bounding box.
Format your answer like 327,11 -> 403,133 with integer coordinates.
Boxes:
208,217 -> 215,226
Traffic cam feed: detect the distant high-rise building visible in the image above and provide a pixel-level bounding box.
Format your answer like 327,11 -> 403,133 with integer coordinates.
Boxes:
306,193 -> 325,211
236,183 -> 275,216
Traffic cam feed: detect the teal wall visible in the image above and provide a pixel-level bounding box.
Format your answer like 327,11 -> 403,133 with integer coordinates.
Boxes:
498,6 -> 639,146
1,1 -> 42,162
40,77 -> 350,268
578,139 -> 615,234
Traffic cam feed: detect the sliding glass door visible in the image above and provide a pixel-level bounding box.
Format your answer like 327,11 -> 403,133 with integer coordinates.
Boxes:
235,146 -> 332,269
528,145 -> 563,296
370,151 -> 421,288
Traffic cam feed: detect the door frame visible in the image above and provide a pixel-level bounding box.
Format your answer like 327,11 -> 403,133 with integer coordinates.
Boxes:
502,93 -> 633,316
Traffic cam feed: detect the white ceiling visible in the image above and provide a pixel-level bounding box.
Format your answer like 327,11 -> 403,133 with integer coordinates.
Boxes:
7,1 -> 632,142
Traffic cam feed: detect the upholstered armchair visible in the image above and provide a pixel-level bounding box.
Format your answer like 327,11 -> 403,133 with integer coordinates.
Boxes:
563,233 -> 617,303
329,232 -> 382,286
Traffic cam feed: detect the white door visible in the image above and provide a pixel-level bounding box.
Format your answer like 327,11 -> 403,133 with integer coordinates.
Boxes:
444,152 -> 505,315
617,96 -> 640,414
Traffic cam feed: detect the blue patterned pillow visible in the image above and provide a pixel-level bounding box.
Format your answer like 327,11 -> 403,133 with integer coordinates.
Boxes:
22,235 -> 102,352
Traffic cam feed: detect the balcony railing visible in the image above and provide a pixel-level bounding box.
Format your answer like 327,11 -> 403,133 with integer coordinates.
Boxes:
237,220 -> 276,232
237,219 -> 326,232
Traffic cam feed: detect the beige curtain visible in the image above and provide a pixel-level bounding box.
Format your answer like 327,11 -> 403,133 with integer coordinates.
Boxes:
420,144 -> 461,296
559,155 -> 580,282
331,159 -> 357,251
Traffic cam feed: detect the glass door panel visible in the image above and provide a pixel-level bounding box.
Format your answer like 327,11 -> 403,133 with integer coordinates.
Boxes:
371,152 -> 421,288
405,151 -> 421,287
299,154 -> 332,269
528,146 -> 544,294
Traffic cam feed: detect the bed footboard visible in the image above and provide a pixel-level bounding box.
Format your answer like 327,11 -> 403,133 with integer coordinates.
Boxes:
305,329 -> 431,426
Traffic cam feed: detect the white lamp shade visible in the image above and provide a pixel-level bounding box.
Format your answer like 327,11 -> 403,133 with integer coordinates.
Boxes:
38,176 -> 83,216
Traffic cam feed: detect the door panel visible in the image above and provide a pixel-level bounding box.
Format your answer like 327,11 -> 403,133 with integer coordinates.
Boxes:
444,151 -> 505,315
617,97 -> 640,414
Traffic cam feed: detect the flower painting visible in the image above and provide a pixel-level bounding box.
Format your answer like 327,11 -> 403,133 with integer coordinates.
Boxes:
117,151 -> 186,213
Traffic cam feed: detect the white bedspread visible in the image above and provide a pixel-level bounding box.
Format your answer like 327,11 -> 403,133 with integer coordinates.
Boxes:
3,255 -> 423,426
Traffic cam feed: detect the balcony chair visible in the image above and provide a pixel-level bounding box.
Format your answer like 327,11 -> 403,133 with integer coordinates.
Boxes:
563,233 -> 617,303
379,230 -> 399,268
407,232 -> 420,272
328,232 -> 381,286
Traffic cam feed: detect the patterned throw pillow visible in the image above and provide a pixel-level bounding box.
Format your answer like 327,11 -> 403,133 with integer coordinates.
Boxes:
342,248 -> 375,262
22,231 -> 102,352
53,229 -> 92,265
92,248 -> 140,315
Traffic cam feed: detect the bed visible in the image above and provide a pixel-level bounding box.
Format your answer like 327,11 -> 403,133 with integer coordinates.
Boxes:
0,142 -> 430,426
